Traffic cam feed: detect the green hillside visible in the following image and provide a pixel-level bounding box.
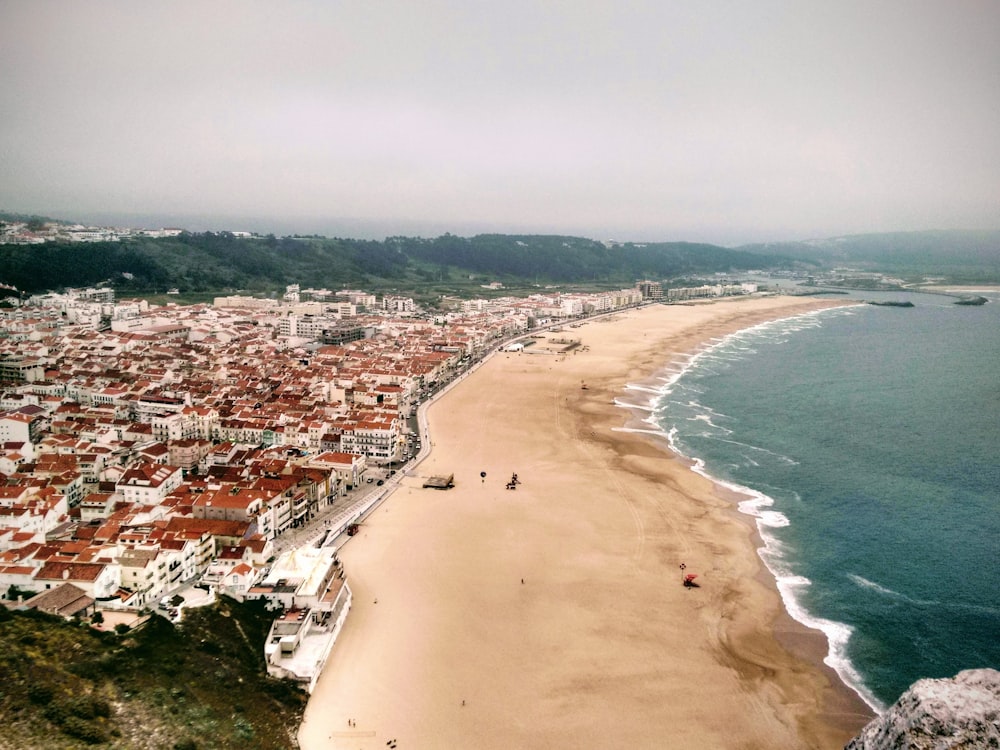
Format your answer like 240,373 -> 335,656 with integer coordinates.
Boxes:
0,232 -> 797,296
6,226 -> 998,298
0,598 -> 306,750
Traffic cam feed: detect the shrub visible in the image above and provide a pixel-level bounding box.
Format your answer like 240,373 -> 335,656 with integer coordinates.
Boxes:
61,715 -> 109,744
67,694 -> 111,719
198,639 -> 221,655
233,716 -> 254,741
27,683 -> 54,705
43,699 -> 68,725
68,653 -> 119,680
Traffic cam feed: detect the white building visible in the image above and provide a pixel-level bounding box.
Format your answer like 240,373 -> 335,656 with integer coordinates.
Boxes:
116,462 -> 184,504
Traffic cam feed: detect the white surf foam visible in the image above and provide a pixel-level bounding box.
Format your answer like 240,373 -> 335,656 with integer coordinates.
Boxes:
734,491 -> 885,712
848,574 -> 900,598
613,399 -> 654,412
845,574 -> 1000,617
624,384 -> 664,396
708,437 -> 798,465
611,426 -> 672,439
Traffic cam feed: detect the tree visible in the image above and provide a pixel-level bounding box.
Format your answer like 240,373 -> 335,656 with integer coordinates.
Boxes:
5,584 -> 28,600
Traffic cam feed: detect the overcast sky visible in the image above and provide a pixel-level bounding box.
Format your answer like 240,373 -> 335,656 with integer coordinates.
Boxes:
2,1 -> 998,244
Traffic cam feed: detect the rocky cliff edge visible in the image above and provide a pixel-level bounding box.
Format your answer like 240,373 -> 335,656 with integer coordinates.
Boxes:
846,668 -> 1000,750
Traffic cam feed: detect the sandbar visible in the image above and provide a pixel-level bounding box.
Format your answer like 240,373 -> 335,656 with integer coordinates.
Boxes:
299,296 -> 874,749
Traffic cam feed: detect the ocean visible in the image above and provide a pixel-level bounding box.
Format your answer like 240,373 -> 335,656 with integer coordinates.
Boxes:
640,291 -> 999,711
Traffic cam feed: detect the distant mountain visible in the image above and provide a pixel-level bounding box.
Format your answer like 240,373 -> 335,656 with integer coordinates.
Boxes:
738,229 -> 1000,277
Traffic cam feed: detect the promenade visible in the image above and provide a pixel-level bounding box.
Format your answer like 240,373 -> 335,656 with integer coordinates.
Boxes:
272,312 -> 534,558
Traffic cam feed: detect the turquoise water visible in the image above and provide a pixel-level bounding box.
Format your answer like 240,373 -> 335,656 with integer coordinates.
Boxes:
637,293 -> 1000,711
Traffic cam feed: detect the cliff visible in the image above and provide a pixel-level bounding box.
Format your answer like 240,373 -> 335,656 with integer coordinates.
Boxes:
846,668 -> 1000,750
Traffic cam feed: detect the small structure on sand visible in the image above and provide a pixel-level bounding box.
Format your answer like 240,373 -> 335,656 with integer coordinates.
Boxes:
680,562 -> 700,588
423,473 -> 455,490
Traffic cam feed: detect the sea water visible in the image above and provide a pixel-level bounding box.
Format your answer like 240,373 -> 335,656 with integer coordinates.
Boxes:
640,292 -> 999,711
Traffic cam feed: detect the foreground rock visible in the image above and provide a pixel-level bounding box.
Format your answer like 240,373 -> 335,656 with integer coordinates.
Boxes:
846,668 -> 1000,750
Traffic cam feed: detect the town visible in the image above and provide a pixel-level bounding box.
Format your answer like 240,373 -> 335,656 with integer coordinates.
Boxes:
4,277 -> 748,688
0,217 -> 189,245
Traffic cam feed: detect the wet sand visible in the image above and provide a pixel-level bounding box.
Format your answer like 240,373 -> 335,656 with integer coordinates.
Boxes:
299,296 -> 873,749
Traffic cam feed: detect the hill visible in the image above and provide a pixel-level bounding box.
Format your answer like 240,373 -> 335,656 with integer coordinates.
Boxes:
738,229 -> 1000,281
0,232 -> 798,296
0,597 -> 307,750
5,226 -> 999,298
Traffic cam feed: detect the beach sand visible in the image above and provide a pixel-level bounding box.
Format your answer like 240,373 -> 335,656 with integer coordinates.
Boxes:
299,296 -> 874,750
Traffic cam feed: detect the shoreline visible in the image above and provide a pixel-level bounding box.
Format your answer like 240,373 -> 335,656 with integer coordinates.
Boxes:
612,305 -> 882,714
299,296 -> 874,749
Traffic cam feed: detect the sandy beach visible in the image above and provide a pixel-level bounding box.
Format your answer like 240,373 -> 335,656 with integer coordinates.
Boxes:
298,296 -> 874,750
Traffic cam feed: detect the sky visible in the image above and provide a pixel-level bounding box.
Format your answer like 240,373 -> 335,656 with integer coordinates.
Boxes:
2,1 -> 999,245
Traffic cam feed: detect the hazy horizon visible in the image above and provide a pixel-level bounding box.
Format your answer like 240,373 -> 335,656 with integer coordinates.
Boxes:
8,209 -> 999,250
11,208 -> 780,246
3,208 -> 841,246
3,2 -> 998,245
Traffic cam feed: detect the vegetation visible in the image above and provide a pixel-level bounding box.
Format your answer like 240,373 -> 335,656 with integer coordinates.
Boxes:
0,231 -> 798,298
3,226 -> 997,301
0,598 -> 307,750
